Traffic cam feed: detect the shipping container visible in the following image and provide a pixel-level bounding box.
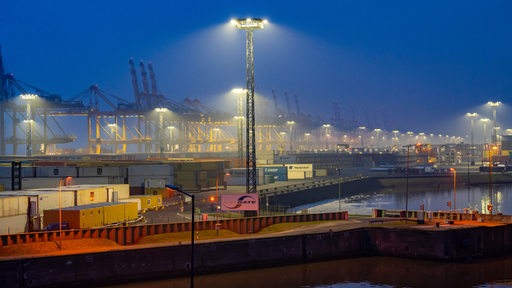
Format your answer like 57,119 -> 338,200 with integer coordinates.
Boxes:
144,178 -> 166,189
35,166 -> 78,178
106,184 -> 130,200
314,169 -> 328,177
119,198 -> 141,212
43,202 -> 138,229
144,187 -> 173,198
288,170 -> 306,180
130,195 -> 163,212
21,178 -> 61,189
285,164 -> 313,179
68,177 -> 109,185
0,195 -> 29,217
78,166 -> 124,177
0,214 -> 28,234
128,164 -> 173,176
262,166 -> 288,181
223,168 -> 264,186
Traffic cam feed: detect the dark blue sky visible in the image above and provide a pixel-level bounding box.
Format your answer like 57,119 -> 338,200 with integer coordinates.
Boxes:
2,0 -> 512,136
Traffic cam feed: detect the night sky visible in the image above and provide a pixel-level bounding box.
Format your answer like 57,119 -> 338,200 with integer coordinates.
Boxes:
2,0 -> 512,138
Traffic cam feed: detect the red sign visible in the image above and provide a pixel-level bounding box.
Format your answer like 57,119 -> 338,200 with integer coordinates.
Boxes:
221,194 -> 259,211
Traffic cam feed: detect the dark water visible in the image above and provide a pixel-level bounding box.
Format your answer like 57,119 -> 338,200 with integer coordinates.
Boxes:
295,183 -> 512,216
107,184 -> 512,288
107,256 -> 512,288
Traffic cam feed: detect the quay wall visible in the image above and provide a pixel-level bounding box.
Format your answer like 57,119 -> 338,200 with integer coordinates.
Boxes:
2,224 -> 512,287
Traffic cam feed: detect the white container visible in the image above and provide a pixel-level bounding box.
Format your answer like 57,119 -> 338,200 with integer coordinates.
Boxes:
35,166 -> 77,177
0,214 -> 28,234
128,164 -> 173,176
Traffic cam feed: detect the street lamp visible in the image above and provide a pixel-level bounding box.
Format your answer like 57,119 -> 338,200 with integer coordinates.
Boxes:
450,168 -> 456,211
168,126 -> 175,152
108,123 -> 116,154
336,168 -> 342,212
466,112 -> 478,165
403,144 -> 415,222
304,132 -> 310,150
231,88 -> 246,164
322,124 -> 331,149
21,94 -> 37,157
487,101 -> 501,145
166,184 -> 195,288
480,118 -> 490,145
155,107 -> 168,155
358,126 -> 366,148
286,121 -> 295,151
374,128 -> 382,148
231,18 -> 266,197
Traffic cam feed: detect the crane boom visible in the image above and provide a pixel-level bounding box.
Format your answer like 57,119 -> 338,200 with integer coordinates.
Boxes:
128,59 -> 141,108
147,62 -> 158,96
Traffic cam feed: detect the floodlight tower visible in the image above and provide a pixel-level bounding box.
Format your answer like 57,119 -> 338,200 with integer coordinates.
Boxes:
466,112 -> 478,165
487,101 -> 501,145
232,18 -> 266,196
21,94 -> 37,157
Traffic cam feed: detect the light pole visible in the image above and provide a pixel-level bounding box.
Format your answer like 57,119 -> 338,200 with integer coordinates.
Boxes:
168,126 -> 175,152
304,132 -> 310,151
166,184 -> 195,288
450,168 -> 456,211
466,112 -> 478,165
336,168 -> 342,212
108,123 -> 116,154
487,101 -> 501,146
481,118 -> 490,145
21,94 -> 37,157
231,88 -> 246,165
231,18 -> 266,198
358,126 -> 366,149
287,121 -> 295,151
403,144 -> 415,222
374,128 -> 382,148
155,107 -> 167,156
323,124 -> 331,150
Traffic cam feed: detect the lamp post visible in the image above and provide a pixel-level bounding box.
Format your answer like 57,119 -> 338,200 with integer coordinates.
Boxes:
155,107 -> 167,156
166,185 -> 195,288
336,168 -> 342,212
358,126 -> 366,149
487,101 -> 501,145
322,124 -> 331,150
231,18 -> 266,198
108,123 -> 116,154
392,130 -> 399,147
403,144 -> 415,222
287,121 -> 295,151
481,118 -> 490,145
21,94 -> 37,157
231,88 -> 246,165
167,126 -> 175,152
304,132 -> 310,150
374,128 -> 382,148
466,112 -> 478,165
450,168 -> 456,211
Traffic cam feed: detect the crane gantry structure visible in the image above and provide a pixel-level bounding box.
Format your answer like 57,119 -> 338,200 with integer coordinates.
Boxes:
0,45 -> 334,159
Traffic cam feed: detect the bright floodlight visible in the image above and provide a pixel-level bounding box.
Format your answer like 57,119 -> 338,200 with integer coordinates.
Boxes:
231,18 -> 266,29
155,107 -> 168,112
21,94 -> 37,100
231,88 -> 247,93
487,101 -> 501,107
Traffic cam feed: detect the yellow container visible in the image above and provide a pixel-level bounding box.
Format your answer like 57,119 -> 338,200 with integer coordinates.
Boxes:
123,201 -> 139,221
130,195 -> 162,212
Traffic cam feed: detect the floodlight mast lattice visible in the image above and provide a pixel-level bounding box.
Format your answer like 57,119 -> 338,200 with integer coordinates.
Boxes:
232,18 -> 266,199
